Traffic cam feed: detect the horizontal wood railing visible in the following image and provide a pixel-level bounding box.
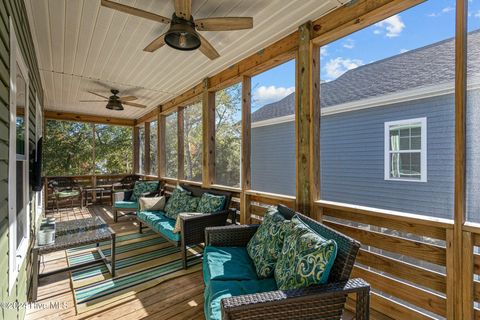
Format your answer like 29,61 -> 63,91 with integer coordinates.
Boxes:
315,200 -> 453,319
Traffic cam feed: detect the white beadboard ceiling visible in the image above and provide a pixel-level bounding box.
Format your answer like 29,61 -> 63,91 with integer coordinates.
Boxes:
25,0 -> 347,120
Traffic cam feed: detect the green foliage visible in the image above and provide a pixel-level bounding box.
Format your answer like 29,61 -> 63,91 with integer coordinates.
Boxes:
43,120 -> 133,176
165,113 -> 178,178
150,121 -> 158,175
184,101 -> 202,182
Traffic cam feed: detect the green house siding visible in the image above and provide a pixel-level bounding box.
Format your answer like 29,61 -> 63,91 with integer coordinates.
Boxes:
0,0 -> 43,319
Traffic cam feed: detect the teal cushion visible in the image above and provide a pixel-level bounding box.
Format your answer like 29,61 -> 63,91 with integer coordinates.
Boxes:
197,193 -> 226,213
274,215 -> 337,291
56,190 -> 80,198
164,188 -> 199,219
130,181 -> 159,201
247,208 -> 288,278
137,211 -> 179,242
205,279 -> 278,320
203,246 -> 258,284
114,200 -> 138,209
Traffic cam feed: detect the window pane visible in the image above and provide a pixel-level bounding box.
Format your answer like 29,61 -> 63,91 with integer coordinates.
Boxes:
215,84 -> 241,187
16,161 -> 25,249
150,121 -> 158,175
165,113 -> 178,178
251,60 -> 296,196
16,63 -> 26,156
320,1 -> 454,219
466,0 -> 480,222
94,124 -> 133,174
44,120 -> 94,175
138,127 -> 145,174
184,101 -> 202,182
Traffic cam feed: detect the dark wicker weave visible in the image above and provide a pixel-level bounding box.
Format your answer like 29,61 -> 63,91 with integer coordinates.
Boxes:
112,180 -> 163,222
138,184 -> 233,269
204,205 -> 370,320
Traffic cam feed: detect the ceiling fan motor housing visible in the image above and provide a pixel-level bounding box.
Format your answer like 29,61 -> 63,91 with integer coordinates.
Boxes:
106,89 -> 124,110
165,14 -> 201,51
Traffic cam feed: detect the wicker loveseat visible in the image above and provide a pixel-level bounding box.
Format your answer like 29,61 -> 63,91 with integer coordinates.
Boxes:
112,180 -> 163,222
137,184 -> 232,269
203,205 -> 370,320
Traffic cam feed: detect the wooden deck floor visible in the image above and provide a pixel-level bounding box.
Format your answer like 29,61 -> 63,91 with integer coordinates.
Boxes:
26,205 -> 205,320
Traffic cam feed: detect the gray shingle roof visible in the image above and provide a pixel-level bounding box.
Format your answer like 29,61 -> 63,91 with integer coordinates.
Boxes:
252,30 -> 480,123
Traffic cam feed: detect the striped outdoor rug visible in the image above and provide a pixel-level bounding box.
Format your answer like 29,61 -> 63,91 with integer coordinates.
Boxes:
66,229 -> 203,314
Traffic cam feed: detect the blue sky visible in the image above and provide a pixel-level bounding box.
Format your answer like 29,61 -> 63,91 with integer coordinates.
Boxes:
250,0 -> 480,111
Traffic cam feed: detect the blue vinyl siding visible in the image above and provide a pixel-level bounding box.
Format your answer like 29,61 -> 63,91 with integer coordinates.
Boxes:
466,90 -> 480,222
251,121 -> 296,196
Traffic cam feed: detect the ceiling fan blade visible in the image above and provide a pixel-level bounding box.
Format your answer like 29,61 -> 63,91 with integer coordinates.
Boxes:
79,100 -> 107,102
174,0 -> 191,20
195,17 -> 253,31
119,96 -> 137,101
144,33 -> 166,52
101,0 -> 170,24
123,101 -> 147,108
87,91 -> 109,99
198,34 -> 220,60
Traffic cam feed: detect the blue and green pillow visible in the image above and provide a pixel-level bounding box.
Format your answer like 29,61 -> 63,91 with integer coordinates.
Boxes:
164,187 -> 199,219
247,208 -> 289,278
274,215 -> 337,290
197,193 -> 226,213
130,180 -> 159,201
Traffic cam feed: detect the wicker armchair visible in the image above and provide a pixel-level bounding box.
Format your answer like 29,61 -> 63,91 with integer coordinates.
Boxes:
204,205 -> 370,320
47,177 -> 82,212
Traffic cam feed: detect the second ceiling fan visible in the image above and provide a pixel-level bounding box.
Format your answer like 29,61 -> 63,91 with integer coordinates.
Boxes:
101,0 -> 254,60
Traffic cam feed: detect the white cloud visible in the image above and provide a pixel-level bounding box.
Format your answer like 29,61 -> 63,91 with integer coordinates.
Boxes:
442,6 -> 454,13
320,46 -> 328,57
428,12 -> 439,17
374,15 -> 405,38
343,39 -> 355,49
475,10 -> 480,18
373,29 -> 382,35
400,48 -> 409,54
253,86 -> 295,106
324,57 -> 364,80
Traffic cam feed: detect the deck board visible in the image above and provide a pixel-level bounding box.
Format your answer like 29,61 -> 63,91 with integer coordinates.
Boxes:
26,205 -> 205,320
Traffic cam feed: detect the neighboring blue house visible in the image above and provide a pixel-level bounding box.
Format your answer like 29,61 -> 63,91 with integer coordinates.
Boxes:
251,31 -> 480,220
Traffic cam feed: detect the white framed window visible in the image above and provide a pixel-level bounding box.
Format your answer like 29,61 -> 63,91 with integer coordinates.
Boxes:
35,95 -> 43,220
384,117 -> 427,182
8,17 -> 30,293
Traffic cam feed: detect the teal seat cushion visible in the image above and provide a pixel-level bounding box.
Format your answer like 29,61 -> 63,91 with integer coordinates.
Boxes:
56,190 -> 80,198
130,180 -> 159,201
247,208 -> 289,278
274,215 -> 337,291
205,279 -> 278,320
137,211 -> 179,242
114,200 -> 138,209
203,246 -> 258,284
197,193 -> 226,213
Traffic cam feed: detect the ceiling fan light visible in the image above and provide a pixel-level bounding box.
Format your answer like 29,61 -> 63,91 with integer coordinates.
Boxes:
165,14 -> 200,51
106,99 -> 124,111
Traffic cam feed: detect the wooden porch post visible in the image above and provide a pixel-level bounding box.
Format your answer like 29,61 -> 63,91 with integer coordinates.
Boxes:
144,121 -> 151,175
240,75 -> 252,225
296,21 -> 320,217
177,108 -> 185,181
133,126 -> 140,174
158,110 -> 166,178
202,78 -> 216,187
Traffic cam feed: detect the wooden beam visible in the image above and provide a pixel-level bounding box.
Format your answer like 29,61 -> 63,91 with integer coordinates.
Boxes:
144,122 -> 151,175
161,83 -> 204,115
133,126 -> 140,173
295,21 -> 318,216
45,110 -> 135,126
453,0 -> 468,318
463,231 -> 473,319
137,108 -> 159,125
240,75 -> 252,225
158,113 -> 166,178
177,108 -> 185,181
202,78 -> 215,187
311,0 -> 426,46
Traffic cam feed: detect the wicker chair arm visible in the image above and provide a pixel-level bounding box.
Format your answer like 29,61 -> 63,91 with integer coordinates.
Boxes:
221,278 -> 370,320
180,211 -> 230,246
113,190 -> 133,202
205,225 -> 260,247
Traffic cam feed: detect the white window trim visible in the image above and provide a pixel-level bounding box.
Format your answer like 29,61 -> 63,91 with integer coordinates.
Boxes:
384,117 -> 427,183
35,94 -> 43,220
8,17 -> 30,294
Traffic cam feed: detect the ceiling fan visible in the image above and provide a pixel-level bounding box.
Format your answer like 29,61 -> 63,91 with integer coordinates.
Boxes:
100,0 -> 253,60
80,89 -> 147,111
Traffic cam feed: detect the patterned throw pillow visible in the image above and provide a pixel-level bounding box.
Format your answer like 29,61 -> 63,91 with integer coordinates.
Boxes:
246,208 -> 288,278
130,181 -> 159,201
164,188 -> 200,219
274,215 -> 337,290
197,193 -> 226,213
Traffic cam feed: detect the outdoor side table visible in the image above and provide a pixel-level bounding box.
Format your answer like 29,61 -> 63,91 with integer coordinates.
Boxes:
81,187 -> 106,208
31,217 -> 116,301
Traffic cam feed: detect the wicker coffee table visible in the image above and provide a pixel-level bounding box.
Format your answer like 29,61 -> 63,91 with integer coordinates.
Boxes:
31,216 -> 116,301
